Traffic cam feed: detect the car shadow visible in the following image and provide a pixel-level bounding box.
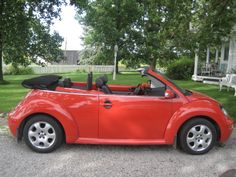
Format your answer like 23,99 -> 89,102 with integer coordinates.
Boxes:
62,143 -> 174,153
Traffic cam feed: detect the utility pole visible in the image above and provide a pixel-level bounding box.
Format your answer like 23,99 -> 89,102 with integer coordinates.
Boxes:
113,44 -> 118,80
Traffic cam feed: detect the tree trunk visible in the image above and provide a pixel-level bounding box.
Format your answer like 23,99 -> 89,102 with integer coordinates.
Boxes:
150,57 -> 157,70
0,33 -> 3,82
115,0 -> 120,74
0,0 -> 3,82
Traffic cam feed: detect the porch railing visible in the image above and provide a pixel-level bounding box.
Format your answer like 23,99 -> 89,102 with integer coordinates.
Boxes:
200,63 -> 225,77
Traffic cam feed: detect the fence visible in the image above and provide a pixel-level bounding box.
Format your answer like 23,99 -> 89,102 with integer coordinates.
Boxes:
32,65 -> 115,74
3,65 -> 133,74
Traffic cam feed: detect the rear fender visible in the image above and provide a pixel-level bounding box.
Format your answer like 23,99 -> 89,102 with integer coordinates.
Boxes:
14,99 -> 79,143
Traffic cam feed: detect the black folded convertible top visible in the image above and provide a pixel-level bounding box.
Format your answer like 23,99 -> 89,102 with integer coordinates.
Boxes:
22,75 -> 62,90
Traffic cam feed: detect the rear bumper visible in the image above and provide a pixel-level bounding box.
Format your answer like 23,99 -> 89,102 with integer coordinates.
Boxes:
8,112 -> 19,137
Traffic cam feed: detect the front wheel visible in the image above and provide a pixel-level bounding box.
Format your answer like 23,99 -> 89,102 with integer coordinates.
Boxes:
178,118 -> 217,155
23,115 -> 63,153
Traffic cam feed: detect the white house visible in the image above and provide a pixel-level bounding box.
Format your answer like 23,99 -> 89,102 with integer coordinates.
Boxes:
192,24 -> 236,83
226,24 -> 236,72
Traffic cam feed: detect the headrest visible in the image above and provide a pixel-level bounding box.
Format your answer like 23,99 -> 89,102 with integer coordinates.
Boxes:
87,72 -> 93,90
63,78 -> 72,88
96,78 -> 104,88
100,75 -> 108,84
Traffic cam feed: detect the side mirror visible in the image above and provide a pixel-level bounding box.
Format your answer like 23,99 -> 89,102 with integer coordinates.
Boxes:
164,89 -> 175,99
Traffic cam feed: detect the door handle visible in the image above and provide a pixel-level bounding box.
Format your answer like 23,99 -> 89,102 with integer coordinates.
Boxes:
102,100 -> 112,109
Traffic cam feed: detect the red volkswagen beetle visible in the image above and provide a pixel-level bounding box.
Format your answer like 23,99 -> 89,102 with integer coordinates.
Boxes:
8,67 -> 233,154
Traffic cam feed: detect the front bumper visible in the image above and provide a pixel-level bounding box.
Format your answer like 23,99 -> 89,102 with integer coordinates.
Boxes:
220,116 -> 234,143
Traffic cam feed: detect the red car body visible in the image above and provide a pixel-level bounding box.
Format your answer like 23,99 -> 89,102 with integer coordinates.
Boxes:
8,68 -> 233,148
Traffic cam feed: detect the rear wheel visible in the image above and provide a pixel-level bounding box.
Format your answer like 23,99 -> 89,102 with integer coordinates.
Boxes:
23,115 -> 63,153
178,118 -> 217,155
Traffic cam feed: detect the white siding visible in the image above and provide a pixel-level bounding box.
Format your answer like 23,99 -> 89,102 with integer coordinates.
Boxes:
227,33 -> 236,73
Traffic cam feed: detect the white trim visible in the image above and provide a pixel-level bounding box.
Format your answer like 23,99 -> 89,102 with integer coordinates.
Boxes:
227,33 -> 236,73
202,80 -> 219,85
220,44 -> 225,65
206,46 -> 210,64
192,75 -> 222,82
215,48 -> 219,63
193,51 -> 199,77
192,75 -> 202,81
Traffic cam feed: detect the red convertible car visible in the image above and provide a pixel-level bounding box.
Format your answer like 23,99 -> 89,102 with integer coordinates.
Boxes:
8,67 -> 233,154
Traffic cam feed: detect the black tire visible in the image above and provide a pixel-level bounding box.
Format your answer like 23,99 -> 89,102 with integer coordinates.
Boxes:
178,118 -> 217,155
23,114 -> 63,153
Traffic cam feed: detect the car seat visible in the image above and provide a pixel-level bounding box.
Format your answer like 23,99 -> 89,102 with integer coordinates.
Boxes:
96,77 -> 112,94
63,78 -> 73,88
87,72 -> 93,90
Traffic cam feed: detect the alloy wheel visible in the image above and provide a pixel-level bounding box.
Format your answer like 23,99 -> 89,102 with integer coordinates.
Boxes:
28,121 -> 56,149
186,124 -> 212,152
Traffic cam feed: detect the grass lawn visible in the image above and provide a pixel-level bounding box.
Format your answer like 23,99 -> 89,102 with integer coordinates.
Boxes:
0,72 -> 235,121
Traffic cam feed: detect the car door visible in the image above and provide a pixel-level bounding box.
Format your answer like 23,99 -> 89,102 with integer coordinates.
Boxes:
99,94 -> 173,140
59,90 -> 99,138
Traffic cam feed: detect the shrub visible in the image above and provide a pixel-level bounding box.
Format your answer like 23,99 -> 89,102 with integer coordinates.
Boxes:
4,65 -> 34,75
166,57 -> 194,80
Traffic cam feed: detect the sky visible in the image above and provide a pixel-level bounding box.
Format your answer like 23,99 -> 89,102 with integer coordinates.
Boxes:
51,4 -> 84,51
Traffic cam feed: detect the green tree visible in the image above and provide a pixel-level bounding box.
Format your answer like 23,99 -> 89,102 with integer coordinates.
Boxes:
126,0 -> 192,69
74,0 -> 141,72
74,0 -> 236,70
74,0 -> 193,69
0,0 -> 65,82
190,0 -> 236,51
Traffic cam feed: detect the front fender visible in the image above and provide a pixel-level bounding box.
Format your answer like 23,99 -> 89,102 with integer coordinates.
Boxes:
10,97 -> 79,143
164,100 -> 224,144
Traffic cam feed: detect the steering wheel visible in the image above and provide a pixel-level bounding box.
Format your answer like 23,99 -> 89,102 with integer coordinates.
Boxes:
138,82 -> 151,95
133,84 -> 143,95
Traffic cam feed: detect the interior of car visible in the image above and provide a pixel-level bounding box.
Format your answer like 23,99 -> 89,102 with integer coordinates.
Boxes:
71,72 -> 167,96
22,72 -> 167,97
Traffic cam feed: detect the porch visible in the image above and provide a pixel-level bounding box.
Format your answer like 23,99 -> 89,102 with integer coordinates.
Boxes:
192,27 -> 236,84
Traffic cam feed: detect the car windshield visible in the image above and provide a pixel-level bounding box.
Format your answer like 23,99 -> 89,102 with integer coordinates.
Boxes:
154,70 -> 192,96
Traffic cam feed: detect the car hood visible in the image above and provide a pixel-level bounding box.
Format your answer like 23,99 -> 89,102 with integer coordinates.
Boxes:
186,90 -> 218,104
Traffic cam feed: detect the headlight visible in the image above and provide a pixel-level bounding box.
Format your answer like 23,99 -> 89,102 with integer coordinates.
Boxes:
221,106 -> 228,116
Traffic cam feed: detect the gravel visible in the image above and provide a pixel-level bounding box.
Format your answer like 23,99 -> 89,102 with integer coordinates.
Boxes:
0,122 -> 235,177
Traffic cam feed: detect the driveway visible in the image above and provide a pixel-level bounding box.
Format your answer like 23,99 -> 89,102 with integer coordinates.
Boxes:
0,117 -> 235,177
